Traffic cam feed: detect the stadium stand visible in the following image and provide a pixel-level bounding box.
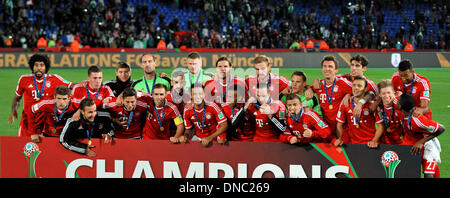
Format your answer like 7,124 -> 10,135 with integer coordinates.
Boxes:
0,0 -> 448,50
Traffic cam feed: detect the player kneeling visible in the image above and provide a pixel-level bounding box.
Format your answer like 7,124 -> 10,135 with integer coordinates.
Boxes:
280,94 -> 331,144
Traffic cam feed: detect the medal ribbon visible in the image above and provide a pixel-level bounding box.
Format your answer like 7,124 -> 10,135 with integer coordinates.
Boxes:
86,84 -> 101,99
54,103 -> 68,131
153,102 -> 166,128
323,78 -> 336,107
193,103 -> 206,130
33,74 -> 47,99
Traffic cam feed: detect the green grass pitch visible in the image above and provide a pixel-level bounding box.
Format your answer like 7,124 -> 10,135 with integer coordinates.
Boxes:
1,67 -> 449,177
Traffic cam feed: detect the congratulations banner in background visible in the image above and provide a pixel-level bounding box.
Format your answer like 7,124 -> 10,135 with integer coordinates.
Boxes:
0,52 -> 448,68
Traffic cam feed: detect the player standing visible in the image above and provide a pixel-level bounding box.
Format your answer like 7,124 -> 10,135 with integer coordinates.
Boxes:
132,53 -> 171,94
392,59 -> 432,119
71,65 -> 114,109
9,54 -> 73,139
245,55 -> 291,100
104,62 -> 134,97
310,55 -> 352,141
204,57 -> 247,104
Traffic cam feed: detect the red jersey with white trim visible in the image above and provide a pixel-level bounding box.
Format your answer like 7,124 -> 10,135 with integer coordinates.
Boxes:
336,97 -> 380,144
402,114 -> 440,145
143,100 -> 183,140
204,76 -> 248,103
15,74 -> 72,136
31,99 -> 77,137
71,83 -> 114,109
245,73 -> 290,99
247,100 -> 286,142
375,99 -> 404,144
337,73 -> 379,95
183,102 -> 227,140
105,97 -> 148,139
166,90 -> 190,116
392,72 -> 432,119
313,77 -> 352,133
280,109 -> 331,143
221,103 -> 254,141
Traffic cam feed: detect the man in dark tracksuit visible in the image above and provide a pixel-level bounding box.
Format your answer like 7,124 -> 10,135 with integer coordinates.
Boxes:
60,98 -> 114,157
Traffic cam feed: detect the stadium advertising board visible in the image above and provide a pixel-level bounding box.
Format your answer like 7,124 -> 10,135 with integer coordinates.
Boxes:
0,52 -> 448,68
0,136 -> 420,178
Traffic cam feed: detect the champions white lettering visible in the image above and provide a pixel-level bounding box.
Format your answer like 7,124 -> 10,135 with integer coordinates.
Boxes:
65,159 -> 349,178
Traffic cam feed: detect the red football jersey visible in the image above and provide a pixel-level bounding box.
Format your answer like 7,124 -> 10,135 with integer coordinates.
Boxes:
143,101 -> 183,140
247,100 -> 286,142
221,103 -> 254,141
105,97 -> 149,139
31,99 -> 77,136
204,76 -> 248,103
336,97 -> 380,144
166,90 -> 190,117
71,83 -> 114,109
245,73 -> 290,99
313,77 -> 352,133
401,114 -> 440,145
375,100 -> 404,144
337,74 -> 379,95
183,102 -> 227,140
392,72 -> 432,119
280,109 -> 331,143
15,74 -> 72,136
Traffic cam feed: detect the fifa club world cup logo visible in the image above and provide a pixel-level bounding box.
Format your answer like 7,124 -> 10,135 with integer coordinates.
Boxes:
381,151 -> 401,178
23,142 -> 41,178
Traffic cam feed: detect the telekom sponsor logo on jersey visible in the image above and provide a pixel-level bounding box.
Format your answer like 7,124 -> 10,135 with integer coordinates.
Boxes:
65,159 -> 350,178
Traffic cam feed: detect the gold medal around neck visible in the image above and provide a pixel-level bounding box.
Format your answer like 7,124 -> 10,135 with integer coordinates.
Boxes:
387,128 -> 391,133
52,129 -> 57,133
356,124 -> 359,128
329,105 -> 333,110
36,98 -> 40,101
88,140 -> 92,146
160,126 -> 164,131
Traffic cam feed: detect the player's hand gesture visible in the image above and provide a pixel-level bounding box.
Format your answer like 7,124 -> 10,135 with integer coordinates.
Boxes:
102,134 -> 112,144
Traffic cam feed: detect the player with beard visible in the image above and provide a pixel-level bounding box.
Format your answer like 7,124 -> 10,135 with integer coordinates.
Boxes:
9,54 -> 73,138
132,53 -> 171,94
60,98 -> 113,157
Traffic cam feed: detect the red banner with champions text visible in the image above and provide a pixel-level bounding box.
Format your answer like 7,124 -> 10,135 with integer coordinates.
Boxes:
0,136 -> 420,178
